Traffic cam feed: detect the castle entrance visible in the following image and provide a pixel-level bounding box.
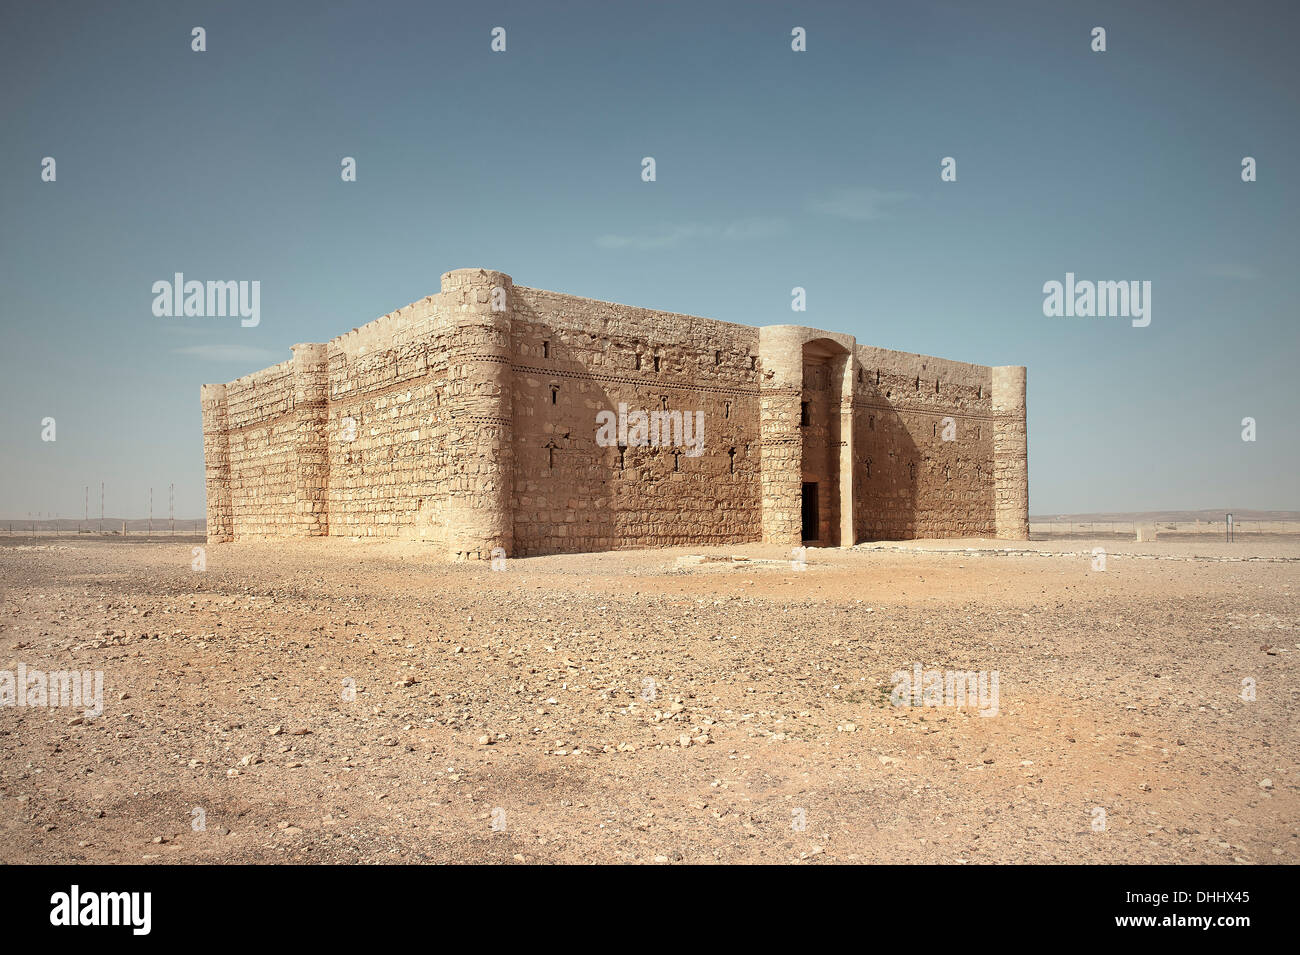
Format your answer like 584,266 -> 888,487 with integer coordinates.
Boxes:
800,339 -> 847,545
801,482 -> 819,542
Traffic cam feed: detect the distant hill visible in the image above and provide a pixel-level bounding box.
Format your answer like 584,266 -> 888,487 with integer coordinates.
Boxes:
1031,509 -> 1300,522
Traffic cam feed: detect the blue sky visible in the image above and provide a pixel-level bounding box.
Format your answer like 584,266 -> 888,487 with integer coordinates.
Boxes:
2,0 -> 1296,519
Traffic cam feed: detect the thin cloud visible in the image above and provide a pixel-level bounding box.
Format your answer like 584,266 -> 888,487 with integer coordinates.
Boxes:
806,187 -> 912,221
596,218 -> 786,250
721,217 -> 787,240
173,344 -> 278,362
1205,263 -> 1260,280
596,224 -> 705,250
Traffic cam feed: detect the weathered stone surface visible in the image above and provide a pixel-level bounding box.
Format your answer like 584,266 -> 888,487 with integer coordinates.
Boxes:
201,268 -> 1030,555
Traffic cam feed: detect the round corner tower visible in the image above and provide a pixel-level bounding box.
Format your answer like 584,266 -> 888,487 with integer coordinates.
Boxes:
199,382 -> 234,542
757,325 -> 807,547
991,365 -> 1029,540
442,268 -> 514,560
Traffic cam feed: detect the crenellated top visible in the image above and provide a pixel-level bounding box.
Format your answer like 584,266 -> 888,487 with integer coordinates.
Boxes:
328,294 -> 442,359
221,357 -> 293,391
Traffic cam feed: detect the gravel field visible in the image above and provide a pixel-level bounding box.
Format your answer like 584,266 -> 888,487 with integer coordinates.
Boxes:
1,535 -> 1295,864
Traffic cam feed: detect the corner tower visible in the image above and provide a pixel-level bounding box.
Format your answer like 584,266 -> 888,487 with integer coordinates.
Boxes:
200,383 -> 234,542
992,365 -> 1029,539
442,268 -> 514,560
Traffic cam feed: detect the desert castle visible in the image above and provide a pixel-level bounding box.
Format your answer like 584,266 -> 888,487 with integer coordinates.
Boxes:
201,268 -> 1028,558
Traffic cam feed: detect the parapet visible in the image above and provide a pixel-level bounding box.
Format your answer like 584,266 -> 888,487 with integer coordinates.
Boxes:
992,365 -> 1027,414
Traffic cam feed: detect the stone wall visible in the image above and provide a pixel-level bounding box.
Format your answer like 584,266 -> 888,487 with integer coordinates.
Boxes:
852,346 -> 999,540
510,285 -> 763,556
201,268 -> 1029,555
220,360 -> 296,537
325,295 -> 453,544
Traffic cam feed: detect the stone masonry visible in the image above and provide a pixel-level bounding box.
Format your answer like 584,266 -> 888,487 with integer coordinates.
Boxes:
201,268 -> 1029,558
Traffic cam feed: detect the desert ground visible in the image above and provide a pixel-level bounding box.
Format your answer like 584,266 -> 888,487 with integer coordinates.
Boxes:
0,533 -> 1295,864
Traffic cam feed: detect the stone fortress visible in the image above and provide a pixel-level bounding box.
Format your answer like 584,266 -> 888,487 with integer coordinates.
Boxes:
201,268 -> 1029,558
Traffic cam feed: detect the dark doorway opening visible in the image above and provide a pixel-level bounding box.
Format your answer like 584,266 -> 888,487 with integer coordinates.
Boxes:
801,482 -> 819,542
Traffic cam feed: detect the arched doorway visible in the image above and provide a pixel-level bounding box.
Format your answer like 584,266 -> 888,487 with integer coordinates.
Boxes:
800,338 -> 851,545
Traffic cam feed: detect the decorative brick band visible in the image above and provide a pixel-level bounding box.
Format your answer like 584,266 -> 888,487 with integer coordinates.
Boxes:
513,363 -> 761,397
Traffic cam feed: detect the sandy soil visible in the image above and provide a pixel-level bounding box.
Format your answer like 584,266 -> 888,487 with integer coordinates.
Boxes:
0,535 -> 1295,864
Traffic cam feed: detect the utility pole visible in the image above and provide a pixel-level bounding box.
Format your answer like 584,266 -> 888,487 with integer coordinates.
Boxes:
169,483 -> 175,536
149,487 -> 153,535
100,482 -> 104,533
